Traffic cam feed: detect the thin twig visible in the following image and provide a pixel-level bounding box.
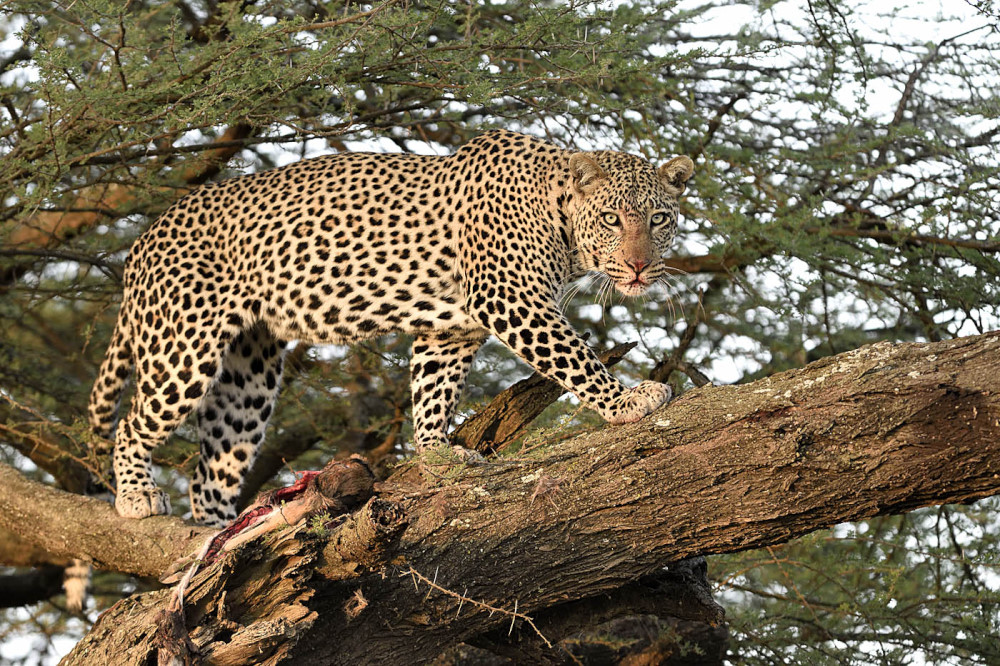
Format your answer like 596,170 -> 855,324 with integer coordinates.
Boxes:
401,566 -> 552,648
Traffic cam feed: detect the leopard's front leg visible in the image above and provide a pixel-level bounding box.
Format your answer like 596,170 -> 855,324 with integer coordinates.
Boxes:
467,284 -> 671,425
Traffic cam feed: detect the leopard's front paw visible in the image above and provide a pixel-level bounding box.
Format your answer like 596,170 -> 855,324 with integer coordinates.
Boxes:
603,380 -> 672,425
115,487 -> 171,519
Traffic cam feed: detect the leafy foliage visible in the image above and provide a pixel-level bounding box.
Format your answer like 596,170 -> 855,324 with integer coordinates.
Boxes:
717,502 -> 1000,664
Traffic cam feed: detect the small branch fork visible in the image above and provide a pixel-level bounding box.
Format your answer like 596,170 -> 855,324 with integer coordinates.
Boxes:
400,566 -> 553,648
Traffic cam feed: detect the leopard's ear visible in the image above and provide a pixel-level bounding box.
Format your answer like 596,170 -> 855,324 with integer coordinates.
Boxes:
658,156 -> 695,194
569,153 -> 607,194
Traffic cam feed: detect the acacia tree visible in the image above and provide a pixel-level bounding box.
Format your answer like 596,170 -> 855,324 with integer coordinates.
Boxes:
1,0 -> 998,664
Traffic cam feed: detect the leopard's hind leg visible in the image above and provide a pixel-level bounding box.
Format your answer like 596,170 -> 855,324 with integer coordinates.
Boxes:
113,306 -> 239,520
410,331 -> 485,451
191,323 -> 286,526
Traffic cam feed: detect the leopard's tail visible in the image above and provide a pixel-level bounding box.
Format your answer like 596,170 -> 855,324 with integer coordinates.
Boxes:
63,558 -> 90,613
88,307 -> 132,440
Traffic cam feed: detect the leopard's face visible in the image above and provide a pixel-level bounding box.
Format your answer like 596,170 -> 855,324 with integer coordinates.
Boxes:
568,151 -> 694,297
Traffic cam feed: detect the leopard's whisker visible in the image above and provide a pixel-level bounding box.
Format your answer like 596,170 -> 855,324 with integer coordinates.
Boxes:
559,273 -> 598,310
601,280 -> 615,326
599,276 -> 616,312
652,276 -> 686,322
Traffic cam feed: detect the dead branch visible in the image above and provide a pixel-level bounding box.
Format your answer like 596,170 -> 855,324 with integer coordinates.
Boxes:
452,341 -> 637,454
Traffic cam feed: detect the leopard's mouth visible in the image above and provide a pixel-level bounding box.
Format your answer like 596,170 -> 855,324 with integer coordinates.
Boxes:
615,277 -> 650,297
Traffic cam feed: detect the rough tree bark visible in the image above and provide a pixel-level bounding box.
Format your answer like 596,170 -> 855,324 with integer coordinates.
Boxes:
3,332 -> 999,664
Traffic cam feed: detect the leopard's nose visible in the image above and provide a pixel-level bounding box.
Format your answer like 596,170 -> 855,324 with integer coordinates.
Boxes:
626,258 -> 648,275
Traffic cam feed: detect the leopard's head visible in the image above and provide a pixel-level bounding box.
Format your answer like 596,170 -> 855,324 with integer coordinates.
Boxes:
567,150 -> 694,296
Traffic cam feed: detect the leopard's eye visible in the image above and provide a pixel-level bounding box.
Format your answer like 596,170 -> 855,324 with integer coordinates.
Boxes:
650,212 -> 667,227
601,212 -> 620,229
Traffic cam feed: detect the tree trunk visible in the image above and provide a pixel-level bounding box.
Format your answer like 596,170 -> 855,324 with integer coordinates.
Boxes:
26,331 -> 1000,664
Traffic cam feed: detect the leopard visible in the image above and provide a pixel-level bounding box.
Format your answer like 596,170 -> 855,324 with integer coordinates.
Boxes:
88,129 -> 695,526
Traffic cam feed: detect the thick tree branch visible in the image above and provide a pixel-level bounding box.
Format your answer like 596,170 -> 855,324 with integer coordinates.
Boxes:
15,332 -> 1000,663
663,252 -> 744,274
0,462 -> 213,576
